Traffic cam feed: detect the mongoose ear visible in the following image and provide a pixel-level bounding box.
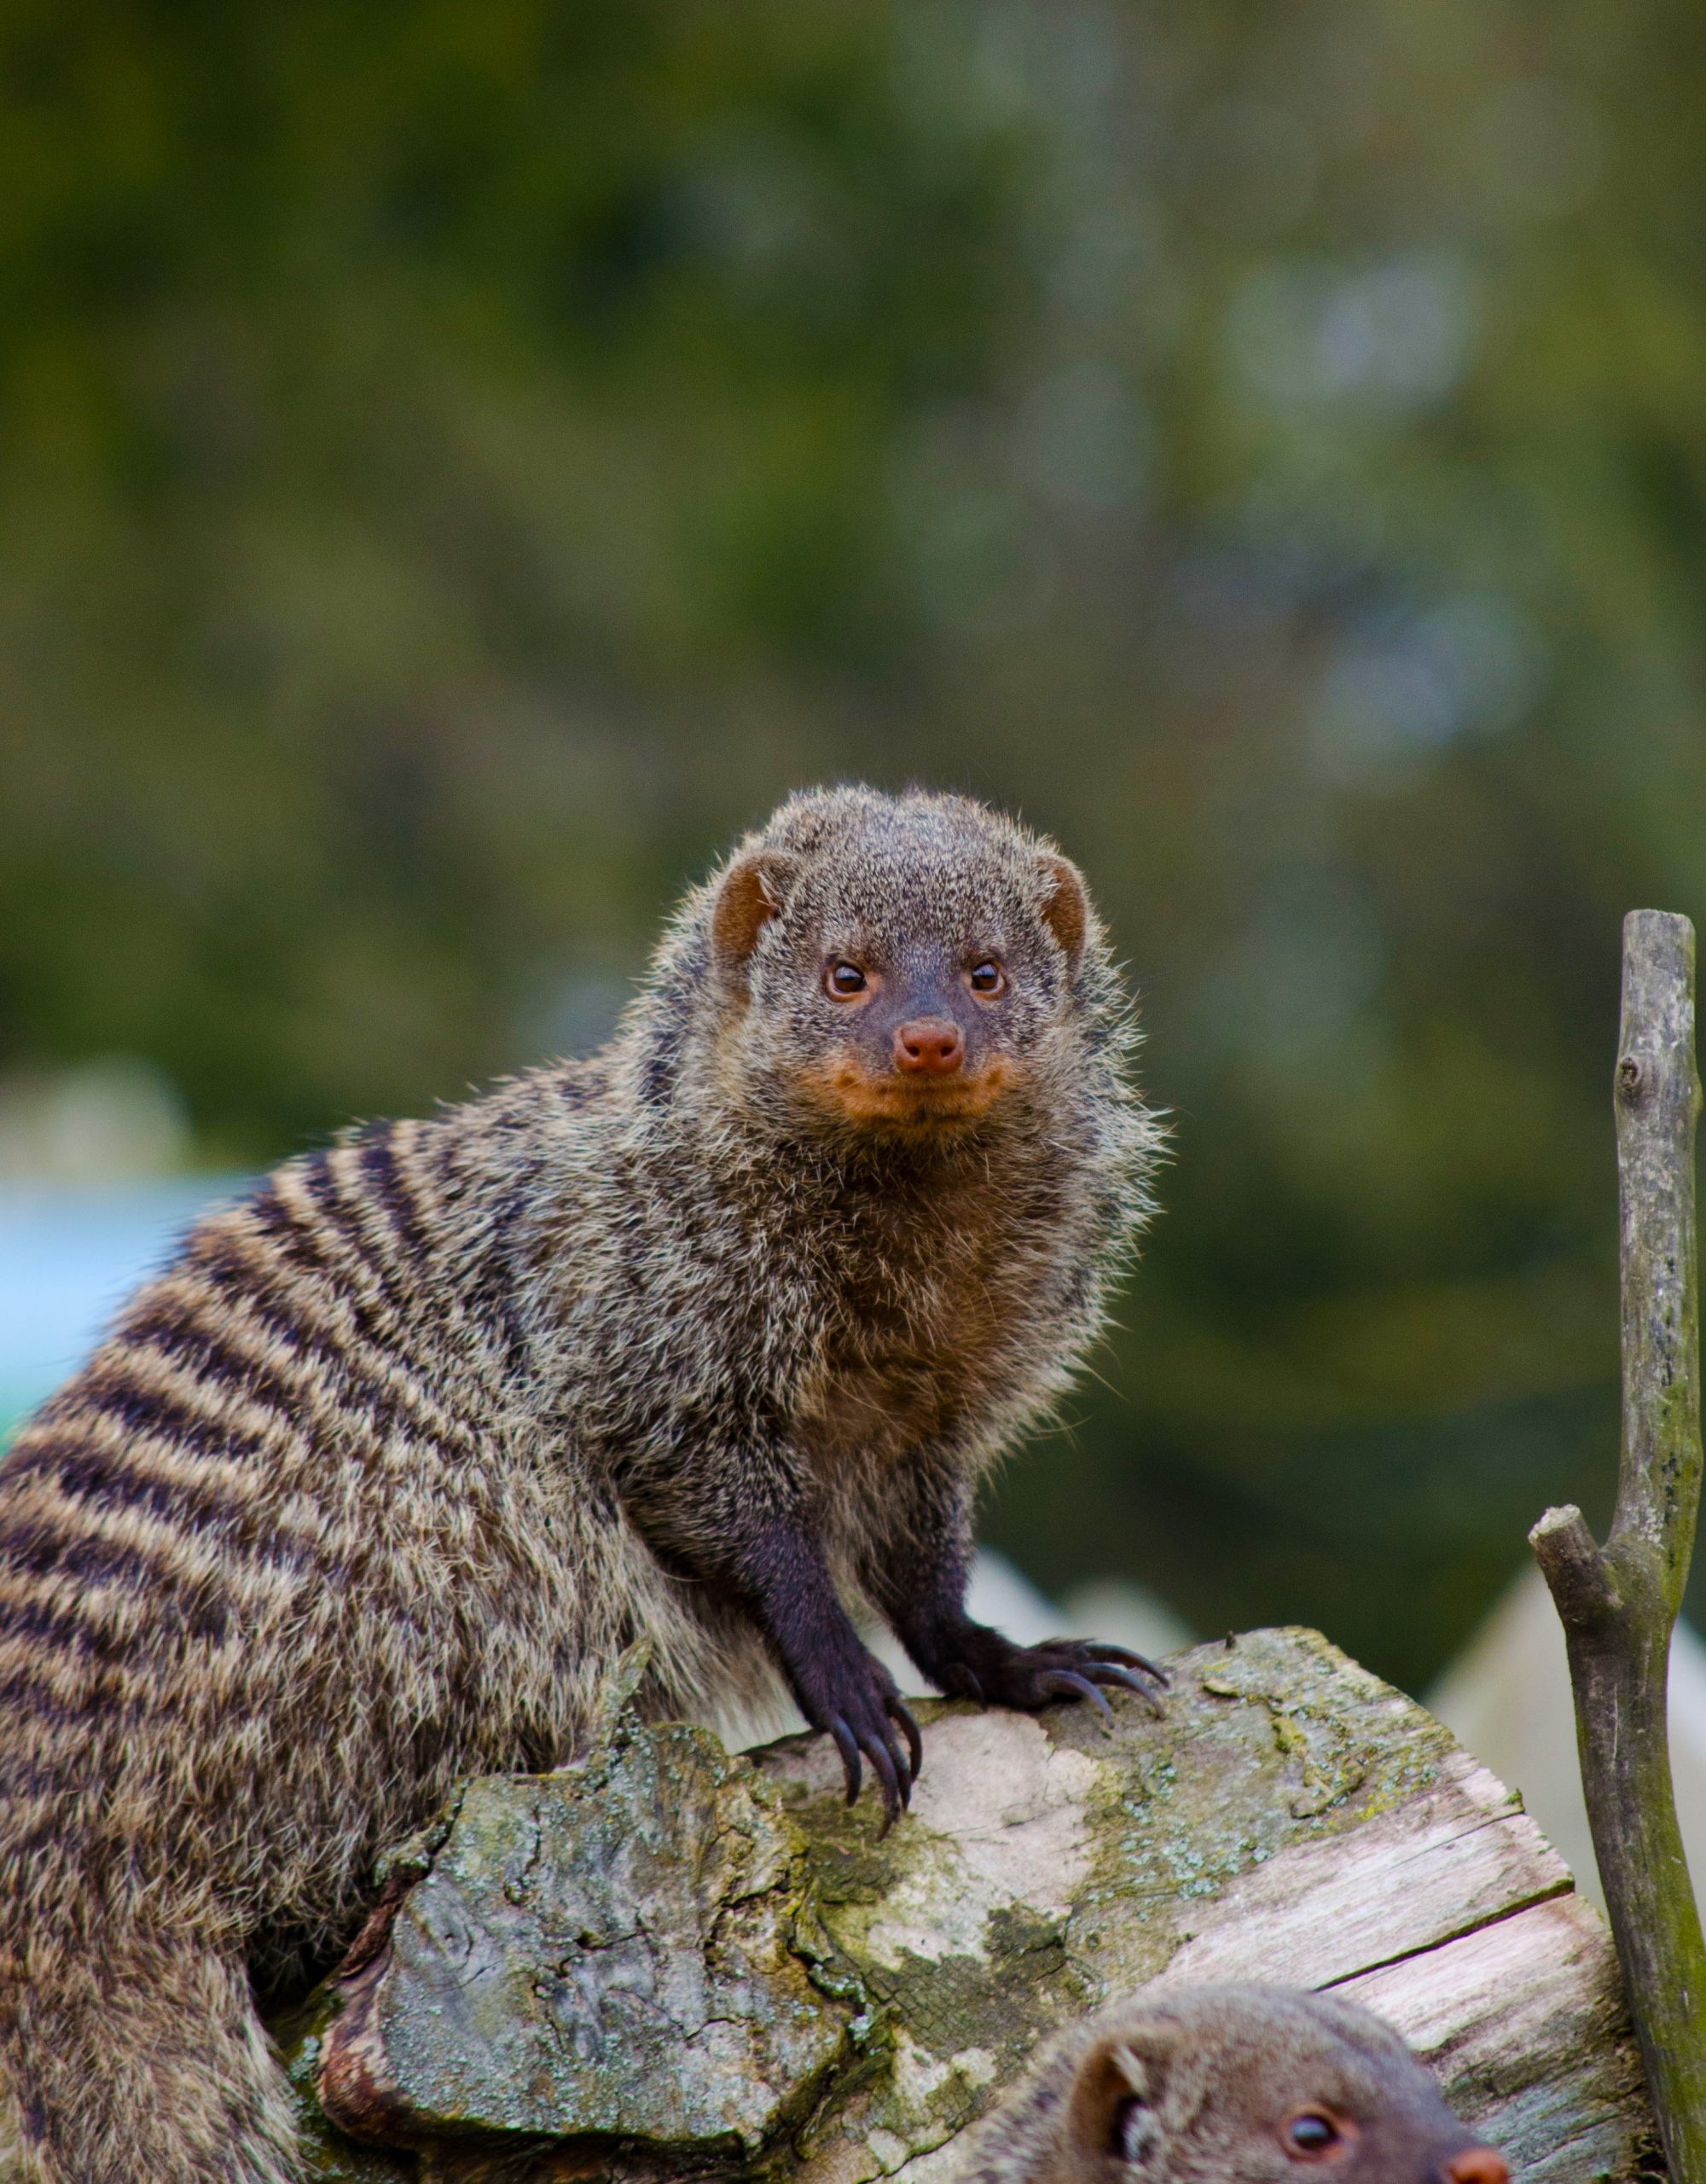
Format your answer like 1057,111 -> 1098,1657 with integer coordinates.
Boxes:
1038,852 -> 1089,967
1066,2038 -> 1165,2171
711,851 -> 798,982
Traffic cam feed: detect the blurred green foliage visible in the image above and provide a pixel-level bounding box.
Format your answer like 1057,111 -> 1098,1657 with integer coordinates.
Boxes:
4,0 -> 1705,1687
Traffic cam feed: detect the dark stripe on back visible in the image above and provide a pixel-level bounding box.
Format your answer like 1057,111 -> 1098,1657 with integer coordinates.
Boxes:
274,1163 -> 473,1455
0,1666 -> 99,1728
185,1224 -> 342,1354
247,1172 -> 341,1288
295,1153 -> 410,1333
0,1506 -> 319,1630
0,1434 -> 305,1579
356,1124 -> 430,1265
60,1367 -> 244,1465
463,1169 -> 534,1373
170,1228 -> 420,1443
224,1165 -> 439,1449
123,1308 -> 299,1422
0,1551 -> 231,1653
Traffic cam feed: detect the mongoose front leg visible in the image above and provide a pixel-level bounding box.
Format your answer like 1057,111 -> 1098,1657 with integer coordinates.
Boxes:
863,1469 -> 1169,1722
724,1509 -> 924,1826
917,1621 -> 1168,1722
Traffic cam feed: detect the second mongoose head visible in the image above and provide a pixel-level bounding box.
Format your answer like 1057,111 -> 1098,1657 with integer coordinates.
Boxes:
647,783 -> 1132,1147
970,1985 -> 1509,2184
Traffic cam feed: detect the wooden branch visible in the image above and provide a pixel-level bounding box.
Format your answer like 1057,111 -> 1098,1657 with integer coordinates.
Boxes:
1531,907 -> 1706,2184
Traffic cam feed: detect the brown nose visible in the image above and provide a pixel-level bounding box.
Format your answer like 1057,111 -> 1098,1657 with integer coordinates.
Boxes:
1442,2150 -> 1508,2184
894,1018 -> 965,1076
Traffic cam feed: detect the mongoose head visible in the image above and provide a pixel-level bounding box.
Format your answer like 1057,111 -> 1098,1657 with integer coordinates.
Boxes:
676,785 -> 1122,1140
981,1986 -> 1508,2184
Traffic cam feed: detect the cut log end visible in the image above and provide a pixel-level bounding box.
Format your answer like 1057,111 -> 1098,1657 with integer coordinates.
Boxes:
1529,1504 -> 1622,1630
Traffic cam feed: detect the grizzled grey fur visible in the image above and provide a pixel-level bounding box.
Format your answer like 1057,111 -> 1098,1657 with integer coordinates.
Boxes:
0,785 -> 1163,2182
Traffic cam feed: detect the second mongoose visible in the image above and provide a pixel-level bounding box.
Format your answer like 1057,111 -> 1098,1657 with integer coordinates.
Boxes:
0,784 -> 1163,2184
961,1985 -> 1511,2184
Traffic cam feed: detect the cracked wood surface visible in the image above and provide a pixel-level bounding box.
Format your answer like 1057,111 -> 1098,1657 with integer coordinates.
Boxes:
276,1628 -> 1657,2184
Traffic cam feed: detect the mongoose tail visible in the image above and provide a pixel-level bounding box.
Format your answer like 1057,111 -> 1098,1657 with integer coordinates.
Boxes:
966,1984 -> 1509,2184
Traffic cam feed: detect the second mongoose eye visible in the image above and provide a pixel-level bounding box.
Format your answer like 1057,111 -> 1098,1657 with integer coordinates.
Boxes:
1281,2111 -> 1346,2161
825,960 -> 870,999
967,960 -> 1006,996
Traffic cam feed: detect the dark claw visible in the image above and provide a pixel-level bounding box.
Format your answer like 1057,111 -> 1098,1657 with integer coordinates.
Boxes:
865,1732 -> 902,1833
1038,1669 -> 1115,1727
1080,1662 -> 1169,1715
1091,1644 -> 1171,1687
890,1696 -> 924,1785
828,1715 -> 862,1805
1049,1637 -> 1171,1686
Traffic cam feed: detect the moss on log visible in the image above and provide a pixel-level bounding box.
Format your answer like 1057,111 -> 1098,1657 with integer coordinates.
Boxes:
276,1629 -> 1657,2184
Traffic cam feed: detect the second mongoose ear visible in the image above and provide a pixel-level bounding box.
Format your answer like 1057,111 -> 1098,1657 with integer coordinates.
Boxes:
1066,2037 -> 1165,2172
1038,852 -> 1089,967
711,851 -> 798,984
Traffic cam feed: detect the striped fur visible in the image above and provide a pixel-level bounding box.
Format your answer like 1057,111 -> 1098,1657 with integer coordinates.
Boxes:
0,787 -> 1160,2181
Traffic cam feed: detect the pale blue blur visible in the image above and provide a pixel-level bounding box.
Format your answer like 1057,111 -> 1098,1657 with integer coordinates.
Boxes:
0,1180 -> 244,1438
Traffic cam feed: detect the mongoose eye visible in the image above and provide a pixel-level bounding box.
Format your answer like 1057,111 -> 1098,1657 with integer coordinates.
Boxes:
1281,2111 -> 1347,2161
825,961 -> 870,999
967,960 -> 1006,996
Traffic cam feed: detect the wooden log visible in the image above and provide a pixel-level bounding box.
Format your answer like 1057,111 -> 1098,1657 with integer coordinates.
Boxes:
1531,908 -> 1706,2184
275,1627 -> 1657,2184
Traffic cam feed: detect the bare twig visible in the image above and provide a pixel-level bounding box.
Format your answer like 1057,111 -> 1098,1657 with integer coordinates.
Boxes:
1531,909 -> 1706,2184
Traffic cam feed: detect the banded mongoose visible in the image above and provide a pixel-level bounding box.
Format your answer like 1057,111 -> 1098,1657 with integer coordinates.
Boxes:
0,784 -> 1164,2184
963,1985 -> 1511,2184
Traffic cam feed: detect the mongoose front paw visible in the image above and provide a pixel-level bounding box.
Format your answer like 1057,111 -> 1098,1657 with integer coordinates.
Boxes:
940,1629 -> 1168,1724
797,1647 -> 923,1830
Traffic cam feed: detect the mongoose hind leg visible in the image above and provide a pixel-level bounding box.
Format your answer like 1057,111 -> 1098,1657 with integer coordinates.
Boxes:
3,1931 -> 299,2184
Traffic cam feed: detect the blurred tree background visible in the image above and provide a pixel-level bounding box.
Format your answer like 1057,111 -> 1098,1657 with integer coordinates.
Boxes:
3,0 -> 1703,1692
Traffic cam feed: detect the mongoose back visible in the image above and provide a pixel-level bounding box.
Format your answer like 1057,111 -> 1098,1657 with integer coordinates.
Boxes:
963,1985 -> 1510,2184
0,785 -> 1163,2183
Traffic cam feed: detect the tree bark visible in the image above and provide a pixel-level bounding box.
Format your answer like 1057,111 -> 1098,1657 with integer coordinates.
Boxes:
276,1629 -> 1655,2184
1531,907 -> 1706,2184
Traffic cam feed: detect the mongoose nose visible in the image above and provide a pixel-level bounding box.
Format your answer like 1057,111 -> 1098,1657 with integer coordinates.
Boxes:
1441,2150 -> 1508,2184
894,1018 -> 966,1076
